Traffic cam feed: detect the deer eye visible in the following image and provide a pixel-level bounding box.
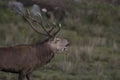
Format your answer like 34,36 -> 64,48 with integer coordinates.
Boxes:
57,39 -> 60,41
53,39 -> 60,43
55,38 -> 60,41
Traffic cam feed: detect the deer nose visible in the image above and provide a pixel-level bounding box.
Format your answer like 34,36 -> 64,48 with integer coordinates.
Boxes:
66,43 -> 70,47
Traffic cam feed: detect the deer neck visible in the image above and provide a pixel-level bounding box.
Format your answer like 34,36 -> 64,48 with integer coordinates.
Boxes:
35,42 -> 54,65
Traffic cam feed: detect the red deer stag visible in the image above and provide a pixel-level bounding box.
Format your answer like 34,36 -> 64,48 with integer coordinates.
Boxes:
16,0 -> 67,21
0,8 -> 69,80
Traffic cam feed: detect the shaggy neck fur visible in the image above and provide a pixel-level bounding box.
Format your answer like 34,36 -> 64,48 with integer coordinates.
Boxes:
34,41 -> 55,66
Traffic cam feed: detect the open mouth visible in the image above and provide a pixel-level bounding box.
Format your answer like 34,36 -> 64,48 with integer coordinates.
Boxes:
64,43 -> 69,51
64,47 -> 68,51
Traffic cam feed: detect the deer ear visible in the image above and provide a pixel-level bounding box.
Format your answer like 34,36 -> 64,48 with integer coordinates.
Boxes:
49,37 -> 54,41
49,36 -> 58,42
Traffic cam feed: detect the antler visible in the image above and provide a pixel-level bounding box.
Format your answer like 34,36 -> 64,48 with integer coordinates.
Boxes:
23,8 -> 61,38
24,9 -> 52,37
9,1 -> 61,38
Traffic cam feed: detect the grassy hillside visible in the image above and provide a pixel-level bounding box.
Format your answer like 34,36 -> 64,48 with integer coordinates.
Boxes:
0,0 -> 120,80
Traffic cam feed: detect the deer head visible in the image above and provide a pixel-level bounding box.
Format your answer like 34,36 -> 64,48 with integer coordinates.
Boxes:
49,37 -> 69,53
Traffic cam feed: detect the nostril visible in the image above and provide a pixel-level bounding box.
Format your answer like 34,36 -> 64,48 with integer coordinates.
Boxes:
66,43 -> 70,47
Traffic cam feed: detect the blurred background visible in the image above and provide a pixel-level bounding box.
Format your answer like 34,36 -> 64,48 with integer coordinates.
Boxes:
0,0 -> 120,80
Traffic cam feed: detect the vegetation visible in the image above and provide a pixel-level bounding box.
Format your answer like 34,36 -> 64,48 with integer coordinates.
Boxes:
0,0 -> 120,80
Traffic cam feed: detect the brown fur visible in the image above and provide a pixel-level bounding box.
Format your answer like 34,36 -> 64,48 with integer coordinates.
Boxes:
0,40 -> 55,80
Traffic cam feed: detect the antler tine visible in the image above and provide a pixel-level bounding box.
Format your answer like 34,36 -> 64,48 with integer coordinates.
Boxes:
13,5 -> 49,36
23,9 -> 50,36
26,9 -> 53,37
26,8 -> 61,37
52,23 -> 61,36
48,23 -> 56,33
47,13 -> 61,37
